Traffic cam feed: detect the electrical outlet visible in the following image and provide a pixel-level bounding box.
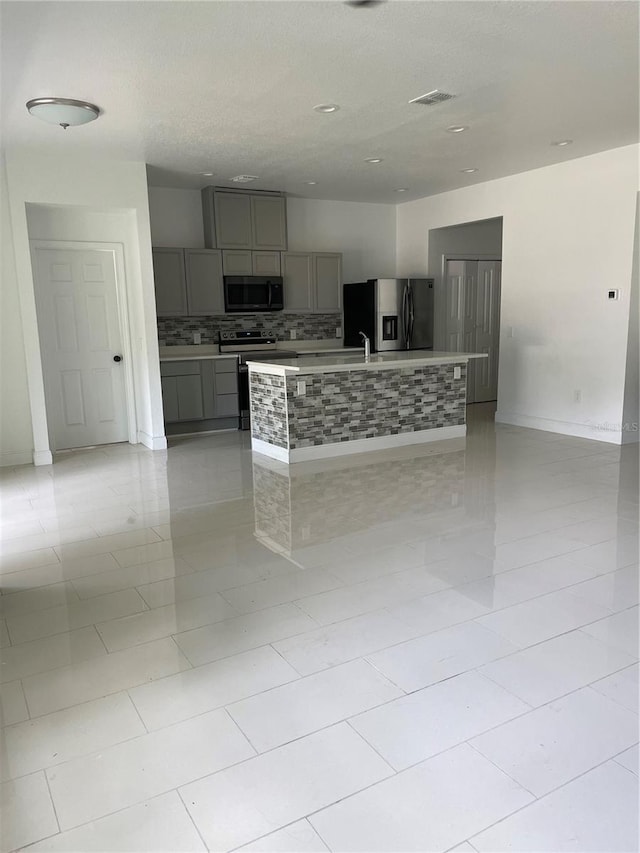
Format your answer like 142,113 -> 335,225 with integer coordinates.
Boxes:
454,366 -> 461,380
193,332 -> 201,345
290,329 -> 297,340
336,327 -> 342,338
296,380 -> 306,396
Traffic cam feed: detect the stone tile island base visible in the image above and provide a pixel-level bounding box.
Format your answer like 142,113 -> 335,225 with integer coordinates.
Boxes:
248,351 -> 483,463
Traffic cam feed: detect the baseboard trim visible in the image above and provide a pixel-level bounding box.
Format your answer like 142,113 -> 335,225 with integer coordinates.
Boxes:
0,449 -> 35,467
252,424 -> 466,463
495,411 -> 624,445
33,449 -> 53,466
137,431 -> 168,451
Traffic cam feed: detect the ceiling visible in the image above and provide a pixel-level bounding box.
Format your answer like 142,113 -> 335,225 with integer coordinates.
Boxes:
1,0 -> 638,204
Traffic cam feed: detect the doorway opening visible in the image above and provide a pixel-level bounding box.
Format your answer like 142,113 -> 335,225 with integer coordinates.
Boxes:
428,218 -> 503,405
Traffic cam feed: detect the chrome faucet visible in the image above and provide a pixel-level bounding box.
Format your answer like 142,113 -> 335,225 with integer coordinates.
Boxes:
359,331 -> 371,360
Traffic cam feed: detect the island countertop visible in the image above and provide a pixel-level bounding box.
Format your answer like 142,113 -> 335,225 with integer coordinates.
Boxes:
247,349 -> 487,375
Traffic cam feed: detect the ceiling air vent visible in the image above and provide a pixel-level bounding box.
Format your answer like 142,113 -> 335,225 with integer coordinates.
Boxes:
231,175 -> 259,183
409,90 -> 455,106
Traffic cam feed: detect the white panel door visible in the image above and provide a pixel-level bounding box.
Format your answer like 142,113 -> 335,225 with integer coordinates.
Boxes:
474,261 -> 502,403
33,247 -> 129,450
444,260 -> 466,353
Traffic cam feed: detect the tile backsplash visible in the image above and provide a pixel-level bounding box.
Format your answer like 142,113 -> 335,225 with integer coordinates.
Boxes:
157,314 -> 341,345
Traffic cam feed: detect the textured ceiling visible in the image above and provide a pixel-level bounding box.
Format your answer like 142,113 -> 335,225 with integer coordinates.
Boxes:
1,0 -> 638,203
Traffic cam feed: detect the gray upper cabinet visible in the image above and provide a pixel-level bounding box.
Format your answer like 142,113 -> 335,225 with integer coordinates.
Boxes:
282,253 -> 314,312
314,253 -> 342,312
185,249 -> 224,315
251,196 -> 287,251
152,248 -> 188,317
214,193 -> 253,249
252,251 -> 281,275
222,250 -> 253,276
222,250 -> 281,276
204,188 -> 288,251
282,251 -> 342,313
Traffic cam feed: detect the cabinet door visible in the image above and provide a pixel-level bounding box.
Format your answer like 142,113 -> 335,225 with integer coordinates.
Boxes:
185,250 -> 224,315
222,250 -> 253,276
176,374 -> 204,420
214,193 -> 252,249
160,376 -> 180,422
152,249 -> 187,316
201,187 -> 216,248
252,251 -> 281,276
313,253 -> 342,313
251,196 -> 287,250
282,253 -> 314,312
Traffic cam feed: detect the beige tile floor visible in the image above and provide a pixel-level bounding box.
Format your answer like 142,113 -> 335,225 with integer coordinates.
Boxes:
0,406 -> 638,852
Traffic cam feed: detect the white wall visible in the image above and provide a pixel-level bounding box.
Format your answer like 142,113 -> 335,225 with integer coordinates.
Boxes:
4,151 -> 166,465
0,155 -> 34,466
396,145 -> 639,444
148,188 -> 397,281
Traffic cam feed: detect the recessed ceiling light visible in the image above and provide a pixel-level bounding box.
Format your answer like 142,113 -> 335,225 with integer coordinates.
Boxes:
460,168 -> 478,173
314,103 -> 340,113
395,188 -> 408,193
446,125 -> 468,133
365,158 -> 383,164
551,139 -> 573,146
305,181 -> 318,185
200,172 -> 214,176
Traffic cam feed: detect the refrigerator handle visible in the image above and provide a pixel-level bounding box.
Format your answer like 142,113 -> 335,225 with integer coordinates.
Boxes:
408,287 -> 415,348
402,284 -> 409,347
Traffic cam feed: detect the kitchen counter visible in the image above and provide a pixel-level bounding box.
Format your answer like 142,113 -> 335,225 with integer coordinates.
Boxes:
248,351 -> 486,463
158,341 -> 361,362
247,350 -> 486,374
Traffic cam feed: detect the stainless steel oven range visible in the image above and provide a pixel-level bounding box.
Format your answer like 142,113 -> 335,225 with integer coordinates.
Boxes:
218,330 -> 297,430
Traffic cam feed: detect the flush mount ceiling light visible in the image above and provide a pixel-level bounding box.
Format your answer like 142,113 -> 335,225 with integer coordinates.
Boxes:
395,188 -> 408,193
446,125 -> 468,133
551,139 -> 573,146
230,175 -> 258,183
313,103 -> 340,113
365,157 -> 383,164
460,168 -> 478,173
26,97 -> 100,130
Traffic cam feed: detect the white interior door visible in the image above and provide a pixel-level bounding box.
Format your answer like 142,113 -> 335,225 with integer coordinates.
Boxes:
444,260 -> 466,352
32,247 -> 129,450
474,261 -> 502,403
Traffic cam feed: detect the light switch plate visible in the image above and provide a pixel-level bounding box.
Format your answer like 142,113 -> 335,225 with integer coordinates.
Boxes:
454,366 -> 461,380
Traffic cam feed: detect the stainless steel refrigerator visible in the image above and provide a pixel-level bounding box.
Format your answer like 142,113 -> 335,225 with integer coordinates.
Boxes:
343,278 -> 434,351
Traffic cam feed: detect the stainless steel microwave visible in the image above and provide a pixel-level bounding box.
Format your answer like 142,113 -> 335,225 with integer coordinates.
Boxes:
223,276 -> 284,312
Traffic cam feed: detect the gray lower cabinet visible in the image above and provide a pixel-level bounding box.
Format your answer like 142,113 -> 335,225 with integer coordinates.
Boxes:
152,248 -> 223,317
161,358 -> 239,430
282,251 -> 342,313
222,250 -> 281,276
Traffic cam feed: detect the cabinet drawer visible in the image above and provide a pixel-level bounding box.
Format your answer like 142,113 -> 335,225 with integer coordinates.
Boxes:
214,358 -> 238,373
160,360 -> 202,377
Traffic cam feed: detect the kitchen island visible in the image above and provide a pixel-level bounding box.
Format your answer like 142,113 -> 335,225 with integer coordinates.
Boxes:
248,350 -> 487,463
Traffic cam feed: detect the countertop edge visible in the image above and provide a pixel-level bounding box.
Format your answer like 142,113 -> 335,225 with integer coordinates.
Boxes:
247,352 -> 487,375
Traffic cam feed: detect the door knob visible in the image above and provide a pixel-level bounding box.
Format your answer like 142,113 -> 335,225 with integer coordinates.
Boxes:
113,355 -> 123,363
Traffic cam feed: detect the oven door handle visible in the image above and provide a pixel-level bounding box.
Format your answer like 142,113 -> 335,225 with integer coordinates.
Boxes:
267,283 -> 273,310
